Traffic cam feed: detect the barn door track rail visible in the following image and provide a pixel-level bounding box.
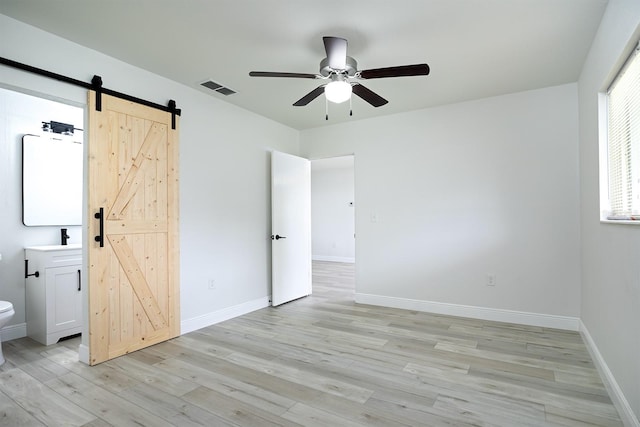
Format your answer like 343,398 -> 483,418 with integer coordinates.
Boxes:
0,56 -> 181,129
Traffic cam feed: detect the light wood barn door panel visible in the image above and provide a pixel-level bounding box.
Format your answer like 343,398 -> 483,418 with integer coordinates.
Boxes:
88,93 -> 179,365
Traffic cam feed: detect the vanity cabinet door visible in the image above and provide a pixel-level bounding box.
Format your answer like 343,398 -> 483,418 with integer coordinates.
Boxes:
46,265 -> 82,333
25,246 -> 83,345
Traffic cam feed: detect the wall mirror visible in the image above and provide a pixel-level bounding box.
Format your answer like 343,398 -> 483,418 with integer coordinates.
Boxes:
22,134 -> 83,226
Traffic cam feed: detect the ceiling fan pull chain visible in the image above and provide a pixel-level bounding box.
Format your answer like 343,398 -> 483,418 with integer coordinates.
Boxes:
325,97 -> 329,121
350,96 -> 353,116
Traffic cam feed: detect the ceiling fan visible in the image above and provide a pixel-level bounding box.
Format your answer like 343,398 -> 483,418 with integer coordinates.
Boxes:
249,36 -> 430,116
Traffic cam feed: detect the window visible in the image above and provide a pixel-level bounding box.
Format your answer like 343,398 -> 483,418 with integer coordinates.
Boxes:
602,41 -> 640,221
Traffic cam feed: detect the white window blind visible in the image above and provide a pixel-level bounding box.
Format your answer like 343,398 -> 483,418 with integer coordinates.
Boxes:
607,42 -> 640,219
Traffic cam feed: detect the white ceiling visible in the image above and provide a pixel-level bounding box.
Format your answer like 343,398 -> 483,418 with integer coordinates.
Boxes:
0,0 -> 607,130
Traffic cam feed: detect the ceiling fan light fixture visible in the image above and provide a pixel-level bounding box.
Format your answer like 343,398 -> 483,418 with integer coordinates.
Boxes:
325,80 -> 352,104
249,36 -> 428,112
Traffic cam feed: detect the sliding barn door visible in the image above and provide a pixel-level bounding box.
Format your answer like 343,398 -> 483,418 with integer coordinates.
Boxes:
88,93 -> 180,365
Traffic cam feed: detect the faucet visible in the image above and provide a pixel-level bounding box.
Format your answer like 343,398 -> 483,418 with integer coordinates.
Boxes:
61,228 -> 70,246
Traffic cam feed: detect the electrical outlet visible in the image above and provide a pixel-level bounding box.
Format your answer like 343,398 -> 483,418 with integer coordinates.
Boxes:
208,279 -> 216,290
486,274 -> 496,286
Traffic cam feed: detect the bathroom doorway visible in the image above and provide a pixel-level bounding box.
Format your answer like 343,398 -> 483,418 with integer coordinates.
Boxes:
0,86 -> 85,347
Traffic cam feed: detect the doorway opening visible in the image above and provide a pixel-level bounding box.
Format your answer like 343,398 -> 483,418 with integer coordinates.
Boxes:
0,86 -> 86,356
310,155 -> 356,296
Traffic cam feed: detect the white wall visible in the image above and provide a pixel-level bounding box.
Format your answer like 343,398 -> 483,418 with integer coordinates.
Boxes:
301,83 -> 581,326
0,87 -> 84,340
578,0 -> 640,423
0,14 -> 299,341
311,158 -> 355,263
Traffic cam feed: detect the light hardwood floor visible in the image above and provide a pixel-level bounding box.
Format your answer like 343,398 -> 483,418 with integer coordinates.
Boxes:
0,261 -> 623,426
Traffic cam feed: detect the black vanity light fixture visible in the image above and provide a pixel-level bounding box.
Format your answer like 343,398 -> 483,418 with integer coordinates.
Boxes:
41,120 -> 83,136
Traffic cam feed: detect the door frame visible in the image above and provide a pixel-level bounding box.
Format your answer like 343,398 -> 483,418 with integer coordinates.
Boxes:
309,153 -> 357,292
0,84 -> 92,360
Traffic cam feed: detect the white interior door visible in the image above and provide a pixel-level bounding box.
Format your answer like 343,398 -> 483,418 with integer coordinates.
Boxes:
271,151 -> 312,306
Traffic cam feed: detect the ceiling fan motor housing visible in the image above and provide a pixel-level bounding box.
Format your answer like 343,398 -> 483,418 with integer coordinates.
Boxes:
320,56 -> 358,77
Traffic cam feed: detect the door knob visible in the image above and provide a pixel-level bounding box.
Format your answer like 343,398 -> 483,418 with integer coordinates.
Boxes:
271,234 -> 287,240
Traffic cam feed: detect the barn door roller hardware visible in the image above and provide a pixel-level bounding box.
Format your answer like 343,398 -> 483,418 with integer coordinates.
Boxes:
0,56 -> 181,129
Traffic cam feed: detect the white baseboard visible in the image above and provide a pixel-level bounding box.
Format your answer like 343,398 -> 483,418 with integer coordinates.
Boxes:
0,322 -> 26,342
355,293 -> 580,331
180,296 -> 271,335
580,321 -> 640,427
78,343 -> 89,365
312,255 -> 355,263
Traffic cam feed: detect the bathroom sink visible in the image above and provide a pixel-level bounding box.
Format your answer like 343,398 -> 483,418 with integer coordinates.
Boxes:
25,244 -> 82,251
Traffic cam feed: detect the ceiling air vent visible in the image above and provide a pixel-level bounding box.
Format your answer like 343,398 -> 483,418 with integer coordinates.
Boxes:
200,80 -> 236,96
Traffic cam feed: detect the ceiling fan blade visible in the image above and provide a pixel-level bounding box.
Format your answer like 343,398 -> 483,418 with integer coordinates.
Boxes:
249,71 -> 318,79
359,64 -> 430,79
293,85 -> 326,106
323,36 -> 348,70
352,83 -> 388,107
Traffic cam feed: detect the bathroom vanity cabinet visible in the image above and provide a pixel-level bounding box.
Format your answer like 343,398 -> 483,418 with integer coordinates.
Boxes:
25,245 -> 83,345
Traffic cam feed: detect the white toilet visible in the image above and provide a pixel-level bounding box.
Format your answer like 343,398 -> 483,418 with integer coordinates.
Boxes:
0,300 -> 15,366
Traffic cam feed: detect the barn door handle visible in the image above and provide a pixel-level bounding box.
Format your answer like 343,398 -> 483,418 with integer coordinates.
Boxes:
94,207 -> 104,247
271,234 -> 287,240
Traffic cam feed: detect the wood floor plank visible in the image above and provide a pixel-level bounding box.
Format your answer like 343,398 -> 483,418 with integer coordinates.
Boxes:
404,360 -> 620,421
0,390 -> 46,427
554,368 -> 609,390
0,369 -> 96,426
222,351 -> 375,403
45,372 -> 174,427
157,357 -> 298,416
18,356 -> 71,383
545,403 -> 624,427
431,394 -> 550,427
0,338 -> 47,371
364,395 -> 479,427
0,261 -> 623,426
271,351 -> 436,402
182,385 -> 302,427
298,388 -> 418,427
43,347 -> 139,393
346,319 -> 480,348
154,345 -> 327,405
435,341 -> 601,378
469,365 -> 612,402
280,402 -> 368,427
118,382 -> 238,427
105,353 -> 201,397
434,389 -> 548,425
